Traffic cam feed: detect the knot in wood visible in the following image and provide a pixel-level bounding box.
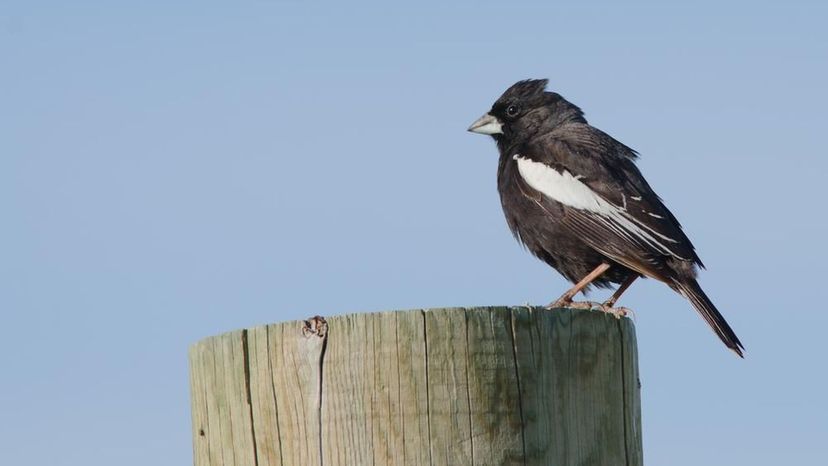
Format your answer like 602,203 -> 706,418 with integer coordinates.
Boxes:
301,315 -> 328,339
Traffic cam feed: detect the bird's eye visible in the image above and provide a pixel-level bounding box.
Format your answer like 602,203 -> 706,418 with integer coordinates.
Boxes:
506,105 -> 520,117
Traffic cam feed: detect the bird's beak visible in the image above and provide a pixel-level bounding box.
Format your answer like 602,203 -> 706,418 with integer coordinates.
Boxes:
467,113 -> 503,135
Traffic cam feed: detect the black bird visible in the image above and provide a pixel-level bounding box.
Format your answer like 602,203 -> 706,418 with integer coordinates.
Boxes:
468,79 -> 744,357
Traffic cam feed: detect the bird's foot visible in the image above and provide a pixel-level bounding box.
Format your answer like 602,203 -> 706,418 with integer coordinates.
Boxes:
571,300 -> 602,310
546,299 -> 600,310
545,299 -> 632,319
546,297 -> 578,309
596,303 -> 633,320
546,298 -> 570,309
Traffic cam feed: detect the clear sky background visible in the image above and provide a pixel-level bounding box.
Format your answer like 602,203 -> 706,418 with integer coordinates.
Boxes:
2,1 -> 826,464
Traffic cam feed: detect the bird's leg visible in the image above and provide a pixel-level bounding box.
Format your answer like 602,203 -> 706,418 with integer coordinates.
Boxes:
603,274 -> 638,307
548,262 -> 611,308
598,274 -> 639,319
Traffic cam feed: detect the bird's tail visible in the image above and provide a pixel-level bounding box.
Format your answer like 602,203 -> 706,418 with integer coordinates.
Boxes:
671,278 -> 745,357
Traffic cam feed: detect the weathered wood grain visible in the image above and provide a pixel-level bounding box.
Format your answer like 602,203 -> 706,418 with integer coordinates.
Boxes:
423,308 -> 473,465
189,330 -> 256,466
189,307 -> 642,466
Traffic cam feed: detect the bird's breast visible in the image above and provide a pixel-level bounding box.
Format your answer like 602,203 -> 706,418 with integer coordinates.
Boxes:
497,156 -> 565,242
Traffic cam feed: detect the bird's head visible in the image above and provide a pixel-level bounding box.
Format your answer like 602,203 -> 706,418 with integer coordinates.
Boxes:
468,79 -> 585,146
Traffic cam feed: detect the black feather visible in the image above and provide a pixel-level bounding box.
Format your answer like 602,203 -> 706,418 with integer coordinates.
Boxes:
671,279 -> 745,357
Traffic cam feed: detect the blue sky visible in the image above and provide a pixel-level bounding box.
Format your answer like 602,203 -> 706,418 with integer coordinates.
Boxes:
1,1 -> 826,464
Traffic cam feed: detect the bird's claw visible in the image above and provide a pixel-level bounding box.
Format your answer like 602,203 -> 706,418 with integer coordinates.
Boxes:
595,303 -> 633,319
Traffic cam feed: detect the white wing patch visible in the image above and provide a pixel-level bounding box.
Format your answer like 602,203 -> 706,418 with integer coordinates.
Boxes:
513,155 -> 687,260
513,155 -> 613,213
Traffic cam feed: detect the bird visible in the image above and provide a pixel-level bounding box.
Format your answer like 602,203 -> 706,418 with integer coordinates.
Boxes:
467,79 -> 744,357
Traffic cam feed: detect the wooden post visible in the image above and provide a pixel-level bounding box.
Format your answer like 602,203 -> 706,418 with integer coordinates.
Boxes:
189,307 -> 642,466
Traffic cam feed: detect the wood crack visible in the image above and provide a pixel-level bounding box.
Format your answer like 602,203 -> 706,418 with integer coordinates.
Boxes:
509,309 -> 528,465
422,309 -> 433,466
463,309 -> 475,466
241,330 -> 260,466
317,326 -> 329,466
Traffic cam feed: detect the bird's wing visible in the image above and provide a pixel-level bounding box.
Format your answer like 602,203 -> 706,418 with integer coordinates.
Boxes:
514,127 -> 702,281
